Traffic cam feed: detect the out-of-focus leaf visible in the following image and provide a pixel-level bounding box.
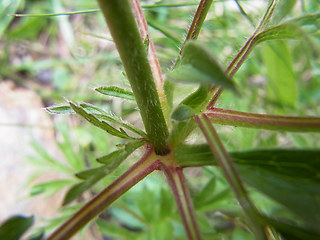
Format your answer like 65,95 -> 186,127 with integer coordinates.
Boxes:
263,216 -> 320,240
159,188 -> 174,219
75,166 -> 106,180
0,215 -> 33,240
263,41 -> 297,107
27,232 -> 45,240
31,141 -> 71,174
255,23 -> 303,44
194,177 -> 216,207
95,86 -> 135,101
0,0 -> 22,36
171,104 -> 195,121
30,179 -> 73,196
65,141 -> 144,205
46,105 -> 74,114
97,219 -> 138,239
271,0 -> 297,24
167,41 -> 236,92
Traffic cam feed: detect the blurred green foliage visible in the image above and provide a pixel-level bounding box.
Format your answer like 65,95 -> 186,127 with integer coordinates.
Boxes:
1,0 -> 320,239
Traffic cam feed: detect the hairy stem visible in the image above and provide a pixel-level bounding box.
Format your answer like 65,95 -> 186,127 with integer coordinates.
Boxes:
160,163 -> 203,240
195,115 -> 267,240
47,147 -> 159,240
130,0 -> 169,121
97,0 -> 168,154
205,108 -> 320,132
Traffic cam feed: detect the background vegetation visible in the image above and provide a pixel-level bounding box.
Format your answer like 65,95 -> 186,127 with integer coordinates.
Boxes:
0,0 -> 320,239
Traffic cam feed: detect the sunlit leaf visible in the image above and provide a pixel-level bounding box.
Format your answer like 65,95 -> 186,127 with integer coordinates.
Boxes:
45,105 -> 74,114
69,102 -> 132,139
95,86 -> 135,101
80,103 -> 147,138
167,41 -> 236,91
30,179 -> 73,196
263,41 -> 297,107
0,215 -> 34,240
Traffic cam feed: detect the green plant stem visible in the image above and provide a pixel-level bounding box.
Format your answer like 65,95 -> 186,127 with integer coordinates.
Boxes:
129,0 -> 170,123
194,115 -> 267,240
208,0 -> 279,107
205,108 -> 320,132
97,0 -> 169,155
176,0 -> 213,64
47,147 -> 159,240
160,163 -> 203,240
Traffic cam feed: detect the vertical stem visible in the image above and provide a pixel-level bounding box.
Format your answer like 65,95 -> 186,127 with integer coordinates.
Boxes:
195,115 -> 267,240
129,0 -> 169,120
97,0 -> 169,155
47,147 -> 159,240
160,164 -> 203,240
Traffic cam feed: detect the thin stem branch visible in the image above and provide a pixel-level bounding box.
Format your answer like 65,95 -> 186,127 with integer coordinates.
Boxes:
47,147 -> 159,240
97,0 -> 168,154
208,0 -> 279,108
176,0 -> 213,65
194,115 -> 267,240
160,163 -> 203,240
205,108 -> 320,132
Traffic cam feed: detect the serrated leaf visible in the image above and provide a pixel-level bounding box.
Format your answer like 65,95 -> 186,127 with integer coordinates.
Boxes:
69,102 -> 132,139
95,86 -> 135,100
0,215 -> 34,240
45,105 -> 74,114
167,41 -> 236,92
80,103 -> 147,138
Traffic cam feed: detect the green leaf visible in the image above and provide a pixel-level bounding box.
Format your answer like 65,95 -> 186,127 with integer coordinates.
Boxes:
262,41 -> 298,107
75,166 -> 106,180
30,179 -> 73,196
167,41 -> 236,92
194,177 -> 216,207
0,215 -> 34,240
95,86 -> 135,101
271,0 -> 297,24
97,140 -> 144,165
69,102 -> 132,139
80,103 -> 147,138
97,219 -> 138,239
263,216 -> 320,240
255,23 -> 303,44
238,165 -> 320,229
45,105 -> 74,114
176,144 -> 320,228
0,0 -> 22,37
171,104 -> 195,121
